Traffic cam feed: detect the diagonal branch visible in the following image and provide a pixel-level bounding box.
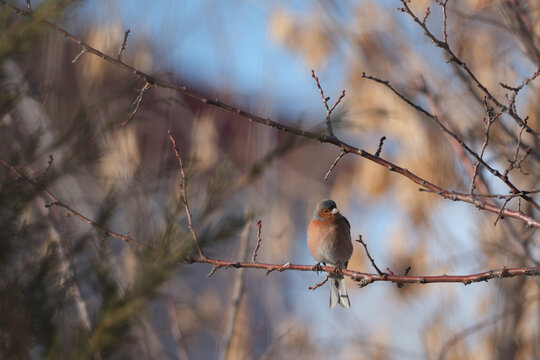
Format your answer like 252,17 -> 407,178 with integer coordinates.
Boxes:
3,2 -> 539,228
0,159 -> 152,250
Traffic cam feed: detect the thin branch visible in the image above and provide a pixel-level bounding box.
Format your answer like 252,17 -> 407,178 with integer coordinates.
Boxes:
470,98 -> 501,194
71,48 -> 86,63
308,273 -> 331,290
324,150 -> 346,181
3,3 -> 538,227
311,69 -> 345,136
503,116 -> 530,179
120,81 -> 154,127
398,0 -> 535,134
362,72 -> 540,213
117,29 -> 130,61
375,136 -> 386,157
168,131 -> 206,258
356,235 -> 384,276
0,159 -> 152,249
251,220 -> 263,262
186,256 -> 540,286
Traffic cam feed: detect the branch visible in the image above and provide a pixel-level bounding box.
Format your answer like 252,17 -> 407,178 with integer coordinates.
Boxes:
398,0 -> 535,134
186,256 -> 540,286
362,72 -> 540,214
0,159 -> 152,250
311,69 -> 345,137
3,3 -> 539,227
168,131 -> 206,258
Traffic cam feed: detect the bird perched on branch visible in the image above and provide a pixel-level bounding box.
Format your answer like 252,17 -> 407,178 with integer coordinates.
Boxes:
307,199 -> 353,309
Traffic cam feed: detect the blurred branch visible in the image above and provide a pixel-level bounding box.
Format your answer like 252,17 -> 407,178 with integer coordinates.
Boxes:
363,71 -> 540,218
398,0 -> 535,134
437,295 -> 539,360
168,130 -> 206,259
220,221 -> 251,360
3,3 -> 539,227
187,256 -> 540,286
117,28 -> 130,61
311,69 -> 345,137
0,158 -> 152,250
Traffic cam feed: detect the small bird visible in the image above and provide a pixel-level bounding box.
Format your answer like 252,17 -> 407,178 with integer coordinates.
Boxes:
307,199 -> 353,309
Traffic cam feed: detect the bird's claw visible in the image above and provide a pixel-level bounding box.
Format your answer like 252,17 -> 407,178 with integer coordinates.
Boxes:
312,262 -> 324,274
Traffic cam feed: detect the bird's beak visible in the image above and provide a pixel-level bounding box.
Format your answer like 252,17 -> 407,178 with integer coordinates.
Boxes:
331,208 -> 340,214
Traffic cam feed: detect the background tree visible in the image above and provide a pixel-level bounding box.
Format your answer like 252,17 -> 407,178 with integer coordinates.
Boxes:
1,0 -> 540,359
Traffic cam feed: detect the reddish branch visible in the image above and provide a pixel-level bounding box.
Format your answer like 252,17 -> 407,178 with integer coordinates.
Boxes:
311,69 -> 346,137
187,256 -> 540,286
2,2 -> 539,228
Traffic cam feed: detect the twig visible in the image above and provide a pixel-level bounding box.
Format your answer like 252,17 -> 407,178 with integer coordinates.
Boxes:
375,136 -> 386,157
25,0 -> 31,11
494,197 -> 511,226
0,159 -> 152,250
439,0 -> 449,43
397,0 -> 535,134
311,69 -> 346,137
168,131 -> 206,258
362,71 -> 540,213
71,48 -> 86,63
251,220 -> 263,262
120,81 -> 154,127
470,97 -> 501,194
117,29 -> 130,61
324,150 -> 346,181
356,235 -> 384,276
308,273 -> 331,290
3,4 -> 538,227
503,116 -> 529,179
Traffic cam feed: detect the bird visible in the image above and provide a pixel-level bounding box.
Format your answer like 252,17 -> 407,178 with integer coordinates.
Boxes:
307,199 -> 353,309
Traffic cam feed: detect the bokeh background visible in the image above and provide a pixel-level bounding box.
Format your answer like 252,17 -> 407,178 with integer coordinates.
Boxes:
2,0 -> 540,359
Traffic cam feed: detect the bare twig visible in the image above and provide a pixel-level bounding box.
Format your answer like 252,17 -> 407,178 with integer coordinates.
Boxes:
308,272 -> 331,290
470,98 -> 501,194
3,3 -> 538,227
324,150 -> 346,181
71,48 -> 86,63
362,71 -> 540,213
311,69 -> 345,136
251,220 -> 263,262
120,81 -> 154,127
168,131 -> 206,258
117,29 -> 130,61
504,116 -> 530,179
398,0 -> 535,134
375,136 -> 386,157
356,235 -> 384,276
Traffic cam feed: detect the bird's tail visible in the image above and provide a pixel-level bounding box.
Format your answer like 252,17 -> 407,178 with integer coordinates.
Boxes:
329,274 -> 351,309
